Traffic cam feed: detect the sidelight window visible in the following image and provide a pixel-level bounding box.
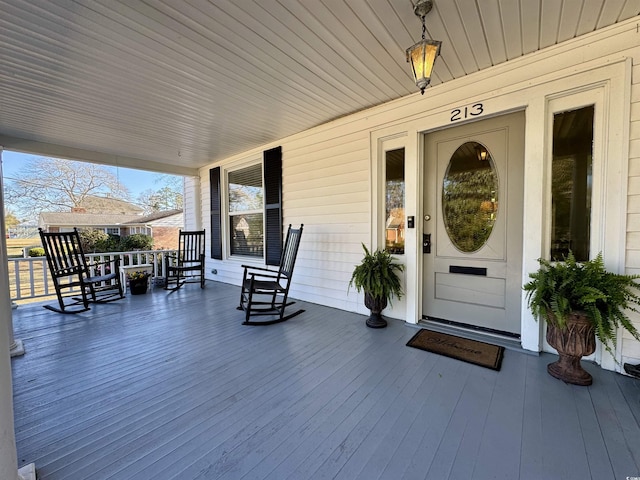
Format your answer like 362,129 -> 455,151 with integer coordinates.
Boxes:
385,148 -> 405,254
550,105 -> 594,261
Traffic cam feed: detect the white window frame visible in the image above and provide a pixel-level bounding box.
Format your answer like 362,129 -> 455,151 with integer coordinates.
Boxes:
225,160 -> 265,260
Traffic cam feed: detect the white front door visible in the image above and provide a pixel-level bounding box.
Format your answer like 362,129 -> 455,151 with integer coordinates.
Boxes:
423,112 -> 525,336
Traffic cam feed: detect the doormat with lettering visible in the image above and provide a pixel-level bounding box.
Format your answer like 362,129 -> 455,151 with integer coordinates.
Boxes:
406,329 -> 504,371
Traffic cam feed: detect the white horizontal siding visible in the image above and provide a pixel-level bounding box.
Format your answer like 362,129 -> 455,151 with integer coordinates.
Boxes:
199,129 -> 371,312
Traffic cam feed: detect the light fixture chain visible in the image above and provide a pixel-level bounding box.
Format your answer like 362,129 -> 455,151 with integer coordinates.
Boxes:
421,16 -> 426,40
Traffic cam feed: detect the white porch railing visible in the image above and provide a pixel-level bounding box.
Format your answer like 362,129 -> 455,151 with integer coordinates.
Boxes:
9,249 -> 177,303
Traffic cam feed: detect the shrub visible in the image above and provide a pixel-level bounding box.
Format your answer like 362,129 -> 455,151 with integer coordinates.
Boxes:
78,229 -> 154,253
79,229 -> 110,253
120,233 -> 154,251
28,247 -> 45,257
96,234 -> 121,252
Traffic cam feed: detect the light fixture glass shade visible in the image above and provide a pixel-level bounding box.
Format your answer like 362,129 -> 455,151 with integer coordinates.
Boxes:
475,144 -> 489,161
406,39 -> 441,94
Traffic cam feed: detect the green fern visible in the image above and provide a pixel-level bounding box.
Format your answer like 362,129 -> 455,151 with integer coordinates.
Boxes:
349,244 -> 404,304
523,251 -> 640,356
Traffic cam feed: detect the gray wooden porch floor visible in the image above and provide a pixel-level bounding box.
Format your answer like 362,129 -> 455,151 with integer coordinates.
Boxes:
10,281 -> 640,480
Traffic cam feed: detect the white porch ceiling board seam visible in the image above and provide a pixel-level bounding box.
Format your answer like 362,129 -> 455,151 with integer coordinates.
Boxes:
73,0 -> 342,119
598,0 -> 630,25
621,0 -> 640,18
558,0 -> 586,41
578,0 -> 608,34
453,0 -> 493,71
422,1 -> 466,79
520,0 -> 542,54
540,0 -> 564,48
436,0 -> 481,75
498,0 -> 525,60
230,0 -> 394,103
143,0 -> 365,112
324,0 -> 412,97
363,0 -> 418,86
0,6 -> 319,132
478,0 -> 508,65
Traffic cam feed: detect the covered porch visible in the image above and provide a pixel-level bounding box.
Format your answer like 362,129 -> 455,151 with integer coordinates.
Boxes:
11,282 -> 640,479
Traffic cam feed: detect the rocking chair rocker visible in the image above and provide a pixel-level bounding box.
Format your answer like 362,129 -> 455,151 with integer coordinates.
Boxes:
39,228 -> 124,313
238,224 -> 304,325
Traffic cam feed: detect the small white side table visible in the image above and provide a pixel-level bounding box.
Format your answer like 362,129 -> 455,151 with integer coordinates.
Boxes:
121,264 -> 153,294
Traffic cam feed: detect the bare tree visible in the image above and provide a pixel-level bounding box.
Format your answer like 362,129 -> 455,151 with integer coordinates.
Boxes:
136,174 -> 183,214
4,157 -> 131,220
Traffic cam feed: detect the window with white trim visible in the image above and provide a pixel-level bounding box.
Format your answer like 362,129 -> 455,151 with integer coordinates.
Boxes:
210,146 -> 282,264
385,148 -> 405,254
550,105 -> 594,261
129,227 -> 151,235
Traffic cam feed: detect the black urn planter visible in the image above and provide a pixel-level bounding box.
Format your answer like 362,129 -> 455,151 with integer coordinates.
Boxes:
129,278 -> 149,295
364,292 -> 388,328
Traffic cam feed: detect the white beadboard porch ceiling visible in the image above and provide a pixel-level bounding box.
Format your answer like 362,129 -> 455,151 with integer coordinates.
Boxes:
1,0 -> 639,174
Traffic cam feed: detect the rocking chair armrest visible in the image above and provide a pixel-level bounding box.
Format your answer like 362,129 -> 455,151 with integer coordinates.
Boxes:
241,264 -> 276,274
242,265 -> 279,281
247,271 -> 279,281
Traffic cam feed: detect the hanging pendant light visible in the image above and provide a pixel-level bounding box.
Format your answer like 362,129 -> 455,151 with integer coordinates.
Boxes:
475,144 -> 489,162
406,0 -> 441,95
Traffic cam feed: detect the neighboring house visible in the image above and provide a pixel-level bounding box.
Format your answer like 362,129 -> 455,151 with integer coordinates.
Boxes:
38,209 -> 184,248
124,209 -> 183,250
38,212 -> 148,236
38,197 -> 184,248
38,196 -> 147,235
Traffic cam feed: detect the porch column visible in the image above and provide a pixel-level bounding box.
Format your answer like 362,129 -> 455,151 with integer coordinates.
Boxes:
0,148 -> 30,479
183,175 -> 202,230
0,152 -> 24,358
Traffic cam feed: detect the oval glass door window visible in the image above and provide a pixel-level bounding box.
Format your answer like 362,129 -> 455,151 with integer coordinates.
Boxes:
442,141 -> 498,253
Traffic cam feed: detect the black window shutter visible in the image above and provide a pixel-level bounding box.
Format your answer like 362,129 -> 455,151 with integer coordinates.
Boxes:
264,146 -> 282,266
209,167 -> 223,259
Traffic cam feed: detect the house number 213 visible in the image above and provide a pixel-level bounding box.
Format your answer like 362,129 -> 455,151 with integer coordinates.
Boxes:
450,103 -> 484,122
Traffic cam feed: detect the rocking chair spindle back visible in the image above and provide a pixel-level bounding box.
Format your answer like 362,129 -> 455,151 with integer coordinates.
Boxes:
164,230 -> 206,291
38,228 -> 124,313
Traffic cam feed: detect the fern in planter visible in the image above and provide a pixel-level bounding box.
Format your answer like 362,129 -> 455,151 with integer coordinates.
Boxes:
349,244 -> 404,303
349,244 -> 404,328
523,251 -> 640,356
